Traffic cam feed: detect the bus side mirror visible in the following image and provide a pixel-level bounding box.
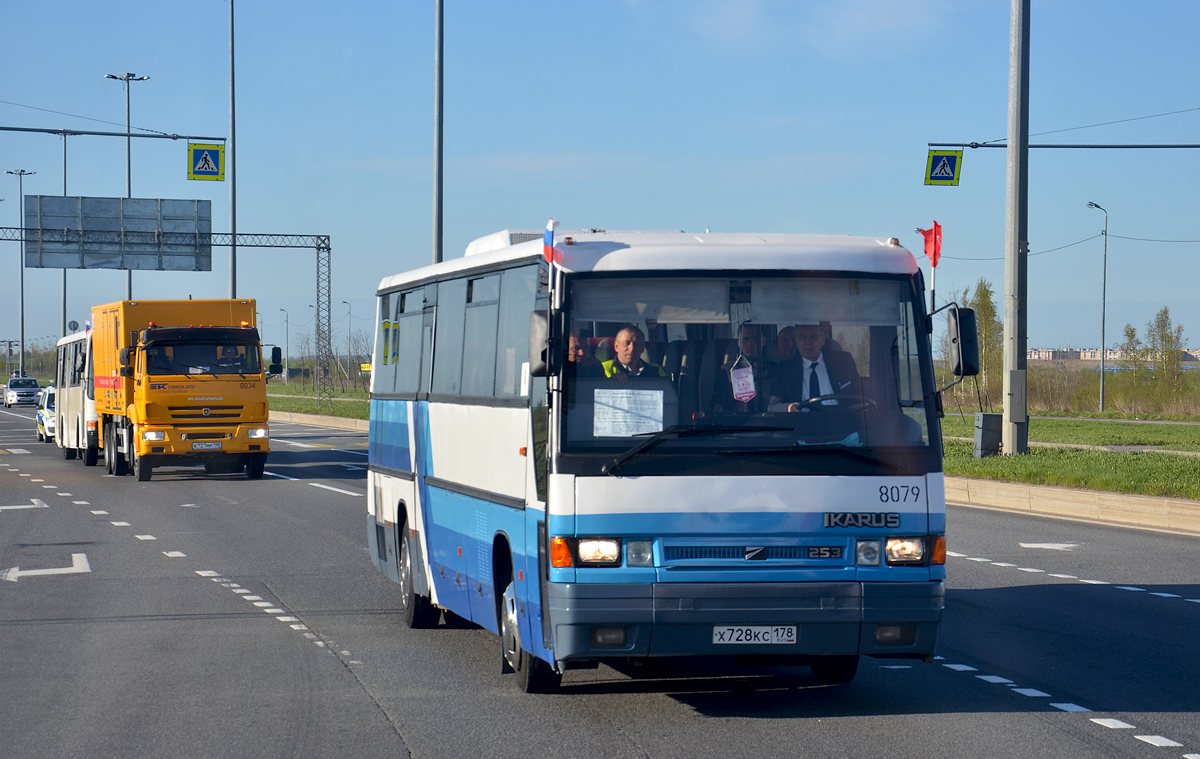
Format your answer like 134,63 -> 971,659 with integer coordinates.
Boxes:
948,307 -> 980,377
529,311 -> 553,378
269,346 -> 283,375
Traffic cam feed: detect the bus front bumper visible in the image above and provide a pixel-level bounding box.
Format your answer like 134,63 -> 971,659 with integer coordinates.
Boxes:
546,581 -> 943,661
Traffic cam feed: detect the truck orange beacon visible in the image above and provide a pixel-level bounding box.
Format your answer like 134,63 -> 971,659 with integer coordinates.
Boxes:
90,299 -> 282,482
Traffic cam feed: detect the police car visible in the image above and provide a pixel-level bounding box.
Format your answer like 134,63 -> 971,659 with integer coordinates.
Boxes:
36,385 -> 56,442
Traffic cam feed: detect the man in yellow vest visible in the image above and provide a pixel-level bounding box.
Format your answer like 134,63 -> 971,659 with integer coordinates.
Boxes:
600,325 -> 667,383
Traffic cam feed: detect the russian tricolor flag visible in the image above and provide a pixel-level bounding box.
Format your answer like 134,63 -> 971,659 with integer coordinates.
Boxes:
543,218 -> 558,264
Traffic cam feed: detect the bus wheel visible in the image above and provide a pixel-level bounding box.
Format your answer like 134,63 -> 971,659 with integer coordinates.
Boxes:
399,531 -> 439,629
501,580 -> 561,693
63,443 -> 77,460
83,445 -> 98,466
810,655 -> 859,685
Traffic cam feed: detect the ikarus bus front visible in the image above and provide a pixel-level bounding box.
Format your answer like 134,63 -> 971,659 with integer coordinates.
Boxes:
366,229 -> 978,692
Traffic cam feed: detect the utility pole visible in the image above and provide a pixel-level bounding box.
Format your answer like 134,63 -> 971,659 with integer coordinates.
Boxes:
61,133 -> 68,337
1002,0 -> 1030,456
229,0 -> 238,297
279,308 -> 289,382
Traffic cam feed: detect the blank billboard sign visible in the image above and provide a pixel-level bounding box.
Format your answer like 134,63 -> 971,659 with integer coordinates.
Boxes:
24,196 -> 212,271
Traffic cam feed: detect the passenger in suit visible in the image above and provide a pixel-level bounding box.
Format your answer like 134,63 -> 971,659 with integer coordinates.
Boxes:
769,323 -> 861,412
711,322 -> 773,415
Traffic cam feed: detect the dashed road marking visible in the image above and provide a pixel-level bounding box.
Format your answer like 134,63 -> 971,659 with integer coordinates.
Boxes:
1051,703 -> 1090,712
1135,736 -> 1183,747
73,501 -> 88,505
163,551 -> 186,558
111,521 -> 130,527
310,482 -> 364,497
943,664 -> 977,672
264,471 -> 299,481
977,675 -> 1014,684
1013,688 -> 1051,697
135,535 -> 157,541
90,510 -> 108,515
1115,586 -> 1146,592
1091,718 -> 1135,729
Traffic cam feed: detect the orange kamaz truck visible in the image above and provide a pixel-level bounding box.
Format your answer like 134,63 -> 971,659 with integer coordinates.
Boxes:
91,299 -> 282,481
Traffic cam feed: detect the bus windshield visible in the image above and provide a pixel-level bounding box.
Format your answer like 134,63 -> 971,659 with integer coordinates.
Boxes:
144,342 -> 262,375
562,274 -> 933,453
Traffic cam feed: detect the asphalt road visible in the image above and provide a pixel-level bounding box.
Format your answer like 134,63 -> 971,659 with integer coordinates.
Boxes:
2,406 -> 1198,759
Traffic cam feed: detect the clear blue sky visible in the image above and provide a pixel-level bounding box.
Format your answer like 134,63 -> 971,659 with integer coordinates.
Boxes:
2,0 -> 1198,355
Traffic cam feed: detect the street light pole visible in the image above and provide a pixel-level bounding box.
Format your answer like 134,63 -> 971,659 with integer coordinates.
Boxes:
341,300 -> 352,390
1087,201 -> 1109,413
279,308 -> 289,382
7,169 -> 35,377
105,72 -> 149,300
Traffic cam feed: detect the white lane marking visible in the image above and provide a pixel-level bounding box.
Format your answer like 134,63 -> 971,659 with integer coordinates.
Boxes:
135,535 -> 157,541
1115,586 -> 1146,592
977,675 -> 1014,684
41,485 -> 57,489
303,632 -> 318,639
334,449 -> 369,456
1,553 -> 91,582
1051,703 -> 1091,712
309,482 -> 364,497
1080,579 -> 1109,585
232,589 -> 250,594
280,440 -> 319,448
1134,736 -> 1183,747
90,510 -> 108,515
223,583 -> 241,588
263,607 -> 284,614
73,501 -> 88,505
276,615 -> 298,622
1182,754 -> 1200,759
1019,543 -> 1077,551
56,493 -> 71,497
315,641 -> 325,647
0,498 -> 50,511
180,503 -> 198,508
195,570 -> 220,577
1050,574 -> 1077,579
943,664 -> 977,672
945,551 -> 966,557
163,551 -> 186,558
880,665 -> 912,669
30,479 -> 43,482
243,595 -> 263,601
1017,568 -> 1045,573
19,474 -> 30,477
991,562 -> 1016,567
967,557 -> 992,562
252,601 -> 272,607
1013,688 -> 1051,697
290,624 -> 308,630
1091,718 -> 1135,729
6,449 -> 30,454
111,521 -> 130,527
1149,592 -> 1180,598
264,471 -> 299,481
1187,599 -> 1200,604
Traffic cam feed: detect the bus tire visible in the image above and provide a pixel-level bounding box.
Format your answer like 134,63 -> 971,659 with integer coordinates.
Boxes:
399,531 -> 439,629
83,445 -> 98,466
501,579 -> 561,693
63,444 -> 77,460
810,655 -> 859,685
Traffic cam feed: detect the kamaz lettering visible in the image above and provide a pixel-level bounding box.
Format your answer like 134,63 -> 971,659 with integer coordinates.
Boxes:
824,512 -> 901,528
188,397 -> 224,401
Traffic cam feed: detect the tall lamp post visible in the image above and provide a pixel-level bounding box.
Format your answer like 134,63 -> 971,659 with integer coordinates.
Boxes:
105,72 -> 150,299
279,308 -> 289,382
1087,201 -> 1109,413
7,169 -> 35,376
341,300 -> 352,389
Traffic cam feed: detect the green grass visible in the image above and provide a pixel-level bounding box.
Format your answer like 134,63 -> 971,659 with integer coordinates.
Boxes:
940,415 -> 1200,451
943,439 -> 1200,500
267,394 -> 369,420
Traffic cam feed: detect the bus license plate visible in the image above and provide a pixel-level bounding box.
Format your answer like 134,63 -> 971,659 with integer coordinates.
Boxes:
712,625 -> 796,645
192,442 -> 222,450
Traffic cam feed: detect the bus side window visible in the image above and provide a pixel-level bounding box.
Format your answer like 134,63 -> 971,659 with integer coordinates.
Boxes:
496,266 -> 538,397
431,279 -> 467,396
461,275 -> 500,397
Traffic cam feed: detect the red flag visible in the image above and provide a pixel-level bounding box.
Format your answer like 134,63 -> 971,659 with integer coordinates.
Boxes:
918,221 -> 942,267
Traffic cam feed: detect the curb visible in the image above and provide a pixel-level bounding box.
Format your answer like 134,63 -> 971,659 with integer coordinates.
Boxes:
945,476 -> 1200,538
269,410 -> 369,433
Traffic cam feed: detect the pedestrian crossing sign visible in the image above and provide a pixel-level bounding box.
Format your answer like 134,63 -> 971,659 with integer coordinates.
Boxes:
188,143 -> 225,181
924,150 -> 962,186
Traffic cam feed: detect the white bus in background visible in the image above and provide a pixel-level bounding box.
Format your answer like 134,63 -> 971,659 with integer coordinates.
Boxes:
367,228 -> 978,692
55,330 -> 99,466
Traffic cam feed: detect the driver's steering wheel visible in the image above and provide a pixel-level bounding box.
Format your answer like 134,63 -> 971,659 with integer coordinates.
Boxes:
788,393 -> 878,413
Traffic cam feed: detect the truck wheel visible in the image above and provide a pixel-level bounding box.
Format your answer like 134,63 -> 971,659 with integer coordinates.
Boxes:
246,454 -> 267,479
103,425 -> 114,474
133,447 -> 151,482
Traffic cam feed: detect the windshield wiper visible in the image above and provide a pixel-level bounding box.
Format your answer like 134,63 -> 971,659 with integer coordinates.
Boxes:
602,423 -> 791,476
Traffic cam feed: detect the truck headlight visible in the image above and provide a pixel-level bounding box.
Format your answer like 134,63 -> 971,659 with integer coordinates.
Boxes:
142,430 -> 166,442
885,537 -> 926,565
626,540 -> 653,566
248,428 -> 269,439
856,540 -> 881,566
577,538 -> 621,566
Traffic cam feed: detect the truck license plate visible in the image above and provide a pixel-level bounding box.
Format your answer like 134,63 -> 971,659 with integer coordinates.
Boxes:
192,441 -> 222,450
712,625 -> 796,645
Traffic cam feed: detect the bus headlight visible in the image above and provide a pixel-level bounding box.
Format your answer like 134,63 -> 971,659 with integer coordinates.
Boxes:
856,540 -> 881,566
577,538 -> 621,566
626,540 -> 653,566
885,537 -> 926,565
248,428 -> 269,439
142,430 -> 166,442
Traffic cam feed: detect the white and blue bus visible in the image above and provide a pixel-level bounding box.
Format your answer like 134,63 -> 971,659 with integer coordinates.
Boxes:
367,229 -> 977,692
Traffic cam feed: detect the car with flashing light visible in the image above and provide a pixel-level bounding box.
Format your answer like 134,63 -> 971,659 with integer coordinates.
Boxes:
36,386 -> 56,442
4,376 -> 40,407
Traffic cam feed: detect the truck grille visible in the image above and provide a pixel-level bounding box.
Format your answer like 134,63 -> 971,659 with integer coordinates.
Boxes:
168,405 -> 244,420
